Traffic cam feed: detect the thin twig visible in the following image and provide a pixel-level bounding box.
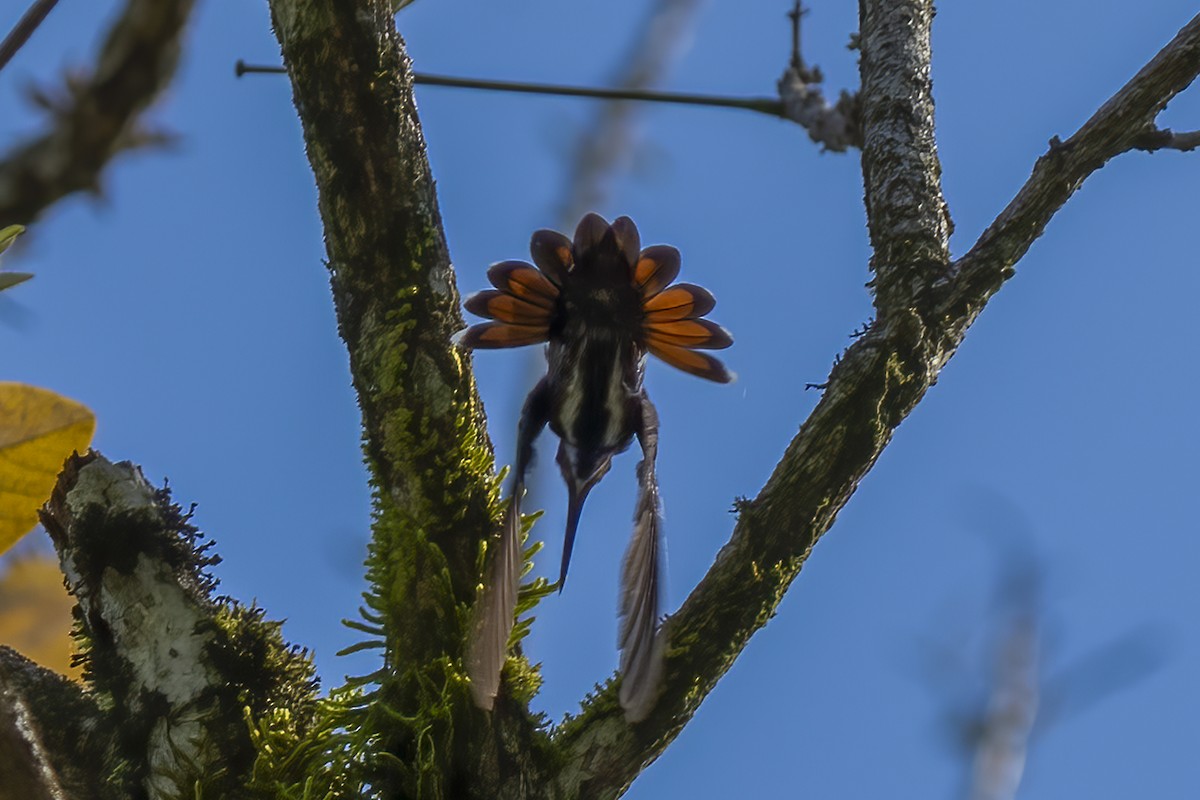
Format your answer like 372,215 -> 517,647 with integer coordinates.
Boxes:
0,0 -> 60,73
235,61 -> 785,117
1132,126 -> 1200,152
775,3 -> 861,151
787,0 -> 810,74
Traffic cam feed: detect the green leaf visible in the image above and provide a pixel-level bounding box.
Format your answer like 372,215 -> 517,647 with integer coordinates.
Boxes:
0,225 -> 24,255
0,226 -> 31,292
0,272 -> 33,292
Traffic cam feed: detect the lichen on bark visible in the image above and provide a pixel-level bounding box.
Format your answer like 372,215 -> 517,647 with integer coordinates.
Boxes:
38,452 -> 318,799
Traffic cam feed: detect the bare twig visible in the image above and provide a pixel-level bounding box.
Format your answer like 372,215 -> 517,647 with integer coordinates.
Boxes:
0,0 -> 196,226
777,2 -> 862,152
928,552 -> 1169,800
1131,125 -> 1200,151
236,62 -> 782,117
788,1 -> 807,71
967,610 -> 1040,800
241,3 -> 872,156
0,0 -> 60,73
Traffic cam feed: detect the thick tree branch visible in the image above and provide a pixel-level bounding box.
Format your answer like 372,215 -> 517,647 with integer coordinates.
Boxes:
0,646 -> 104,800
38,451 -> 318,799
267,3 -> 541,797
858,0 -> 953,310
0,0 -> 194,226
267,0 -> 494,603
551,8 -> 1200,799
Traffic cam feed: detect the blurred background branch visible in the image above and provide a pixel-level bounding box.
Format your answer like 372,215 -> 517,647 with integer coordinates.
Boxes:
0,0 -> 196,226
552,0 -> 707,226
913,494 -> 1170,800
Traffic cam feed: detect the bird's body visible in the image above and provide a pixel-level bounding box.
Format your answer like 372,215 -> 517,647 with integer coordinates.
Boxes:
456,213 -> 732,722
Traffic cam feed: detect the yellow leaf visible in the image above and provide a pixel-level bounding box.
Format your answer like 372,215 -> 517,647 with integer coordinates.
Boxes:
0,553 -> 77,677
0,384 -> 95,554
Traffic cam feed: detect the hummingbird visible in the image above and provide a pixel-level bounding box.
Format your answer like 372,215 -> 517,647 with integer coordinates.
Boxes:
456,213 -> 733,722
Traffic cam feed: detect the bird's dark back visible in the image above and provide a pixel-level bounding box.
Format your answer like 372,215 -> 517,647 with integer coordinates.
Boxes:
546,240 -> 646,477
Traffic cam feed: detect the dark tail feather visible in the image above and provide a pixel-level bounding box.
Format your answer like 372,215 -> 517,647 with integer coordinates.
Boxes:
559,486 -> 587,592
466,492 -> 523,710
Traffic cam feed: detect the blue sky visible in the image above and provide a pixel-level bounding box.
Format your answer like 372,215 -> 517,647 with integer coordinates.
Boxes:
2,1 -> 1198,797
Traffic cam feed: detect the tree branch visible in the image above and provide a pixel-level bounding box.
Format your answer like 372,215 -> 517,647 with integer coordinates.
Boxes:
266,3 -> 538,796
0,646 -> 104,800
236,62 -> 784,116
858,0 -> 953,310
776,1 -> 862,152
551,8 -> 1200,799
554,0 -> 706,226
0,0 -> 195,226
38,451 -> 318,799
0,0 -> 60,74
1131,126 -> 1200,151
938,12 -> 1200,350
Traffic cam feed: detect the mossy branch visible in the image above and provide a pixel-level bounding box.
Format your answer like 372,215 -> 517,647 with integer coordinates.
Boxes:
266,2 -> 552,796
0,646 -> 105,799
36,451 -> 318,800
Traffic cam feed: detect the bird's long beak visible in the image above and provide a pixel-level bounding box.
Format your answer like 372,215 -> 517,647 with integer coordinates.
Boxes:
555,442 -> 612,592
559,480 -> 590,592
